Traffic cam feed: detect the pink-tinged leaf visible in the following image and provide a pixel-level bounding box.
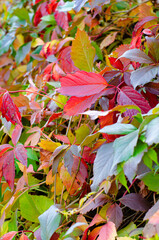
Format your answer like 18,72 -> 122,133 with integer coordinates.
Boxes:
109,57 -> 123,70
14,144 -> 27,166
12,124 -> 23,146
43,112 -> 62,129
0,144 -> 13,157
0,231 -> 17,240
117,86 -> 151,117
97,221 -> 117,240
120,48 -> 154,64
19,233 -> 30,240
64,90 -> 105,116
100,31 -> 118,49
1,92 -> 22,126
59,71 -> 108,97
54,0 -> 69,31
149,210 -> 159,225
2,150 -> 15,190
144,200 -> 159,221
119,193 -> 150,212
133,16 -> 157,35
131,65 -> 159,89
53,134 -> 70,144
58,46 -> 79,73
106,204 -> 123,228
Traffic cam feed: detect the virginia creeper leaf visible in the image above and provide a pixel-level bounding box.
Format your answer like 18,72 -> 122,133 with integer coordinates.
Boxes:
119,193 -> 150,211
120,48 -> 154,64
12,124 -> 23,146
38,205 -> 61,240
145,117 -> 159,145
89,0 -> 110,9
1,92 -> 22,126
131,65 -> 159,89
2,150 -> 15,190
144,200 -> 159,222
91,142 -> 115,191
74,0 -> 87,12
64,90 -> 106,116
99,123 -> 137,135
14,144 -> 28,166
71,29 -> 95,72
117,86 -> 151,116
59,71 -> 108,97
97,221 -> 117,240
0,231 -> 17,240
113,130 -> 139,167
106,204 -> 123,229
146,36 -> 159,62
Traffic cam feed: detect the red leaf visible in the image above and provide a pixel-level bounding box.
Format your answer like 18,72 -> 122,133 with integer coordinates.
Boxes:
58,46 -> 79,73
53,134 -> 70,144
64,90 -> 105,116
1,92 -> 22,126
2,150 -> 15,190
33,2 -> 48,26
1,231 -> 17,240
19,233 -> 29,240
59,71 -> 108,97
54,0 -> 69,31
106,203 -> 123,228
12,124 -> 23,146
133,16 -> 157,36
109,57 -> 123,71
117,86 -> 151,117
14,144 -> 28,167
0,144 -> 13,157
119,193 -> 150,212
97,222 -> 117,240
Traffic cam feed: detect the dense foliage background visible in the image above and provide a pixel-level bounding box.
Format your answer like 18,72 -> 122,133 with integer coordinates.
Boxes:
0,0 -> 159,239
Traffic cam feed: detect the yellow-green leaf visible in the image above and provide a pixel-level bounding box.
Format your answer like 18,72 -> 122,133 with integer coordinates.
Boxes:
39,139 -> 61,152
71,29 -> 95,72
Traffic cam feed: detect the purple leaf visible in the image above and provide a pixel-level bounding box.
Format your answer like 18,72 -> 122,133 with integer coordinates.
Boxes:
106,204 -> 123,228
119,193 -> 150,212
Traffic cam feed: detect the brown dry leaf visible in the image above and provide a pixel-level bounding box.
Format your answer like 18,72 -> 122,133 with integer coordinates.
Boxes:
38,149 -> 52,170
100,32 -> 118,49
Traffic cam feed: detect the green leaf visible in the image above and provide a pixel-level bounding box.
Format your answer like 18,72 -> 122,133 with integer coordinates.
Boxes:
140,172 -> 159,193
41,15 -> 56,24
99,123 -> 137,135
39,205 -> 61,240
75,124 -> 90,144
0,32 -> 15,55
146,117 -> 159,145
91,41 -> 103,60
15,42 -> 31,65
71,29 -> 95,72
113,130 -> 139,166
13,8 -> 30,23
20,193 -> 53,223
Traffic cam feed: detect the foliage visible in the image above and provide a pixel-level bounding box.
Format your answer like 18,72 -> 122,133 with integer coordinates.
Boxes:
0,0 -> 159,239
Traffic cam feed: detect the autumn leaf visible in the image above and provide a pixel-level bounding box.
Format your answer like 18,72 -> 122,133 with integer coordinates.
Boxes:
71,29 -> 95,72
1,92 -> 22,126
58,71 -> 108,97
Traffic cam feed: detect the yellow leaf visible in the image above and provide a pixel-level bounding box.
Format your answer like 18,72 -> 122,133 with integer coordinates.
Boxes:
31,38 -> 44,48
71,29 -> 95,72
38,139 -> 61,152
13,34 -> 24,51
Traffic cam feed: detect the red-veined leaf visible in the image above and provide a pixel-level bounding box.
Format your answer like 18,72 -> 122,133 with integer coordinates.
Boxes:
14,144 -> 28,166
59,71 -> 108,97
64,90 -> 105,116
0,231 -> 17,240
1,92 -> 22,126
2,150 -> 15,190
117,86 -> 151,116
